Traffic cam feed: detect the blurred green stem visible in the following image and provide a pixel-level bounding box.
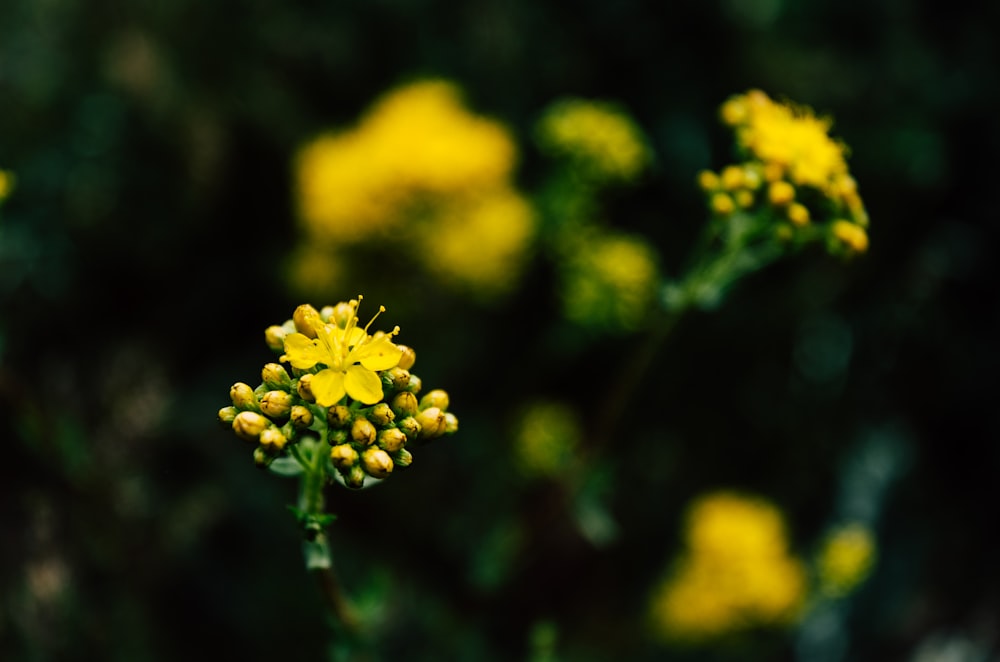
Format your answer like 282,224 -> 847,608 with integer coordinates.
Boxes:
296,438 -> 361,634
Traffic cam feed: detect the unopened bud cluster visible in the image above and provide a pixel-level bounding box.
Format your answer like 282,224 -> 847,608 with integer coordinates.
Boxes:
219,299 -> 458,488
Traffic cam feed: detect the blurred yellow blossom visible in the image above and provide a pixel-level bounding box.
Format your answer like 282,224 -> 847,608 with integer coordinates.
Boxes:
416,188 -> 535,296
513,401 -> 582,478
536,98 -> 651,184
560,231 -> 659,331
291,79 -> 535,298
649,491 -> 806,643
816,523 -> 876,598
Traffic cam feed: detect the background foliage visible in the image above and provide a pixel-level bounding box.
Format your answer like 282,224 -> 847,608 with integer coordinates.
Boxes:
2,0 -> 998,660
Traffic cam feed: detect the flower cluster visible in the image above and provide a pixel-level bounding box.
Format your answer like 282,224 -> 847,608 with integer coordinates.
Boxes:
291,79 -> 535,298
699,90 -> 869,256
218,298 -> 457,488
535,98 -> 652,184
649,491 -> 806,643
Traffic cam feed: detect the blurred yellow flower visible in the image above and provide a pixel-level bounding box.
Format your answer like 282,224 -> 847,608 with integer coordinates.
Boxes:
725,90 -> 848,193
650,491 -> 806,643
536,98 -> 651,183
416,188 -> 535,297
816,523 -> 876,598
560,231 -> 658,331
0,170 -> 14,202
294,79 -> 518,244
513,402 -> 581,478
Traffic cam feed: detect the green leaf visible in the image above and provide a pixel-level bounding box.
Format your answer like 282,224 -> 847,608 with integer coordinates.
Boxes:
268,456 -> 304,476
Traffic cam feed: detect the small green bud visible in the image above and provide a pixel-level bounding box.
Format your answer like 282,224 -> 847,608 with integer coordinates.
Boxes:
390,391 -> 419,417
327,405 -> 352,429
259,428 -> 288,452
230,382 -> 258,410
328,428 -> 349,446
218,406 -> 238,424
259,390 -> 294,419
262,363 -> 292,390
319,305 -> 336,322
233,411 -> 269,441
361,447 -> 393,479
345,464 -> 366,489
296,374 -> 316,402
351,418 -> 377,446
397,416 -> 422,439
264,325 -> 287,352
444,412 -> 459,434
396,344 -> 416,370
290,405 -> 313,429
415,407 -> 446,440
406,374 -> 423,394
377,427 -> 407,452
392,448 -> 414,469
254,446 -> 274,468
330,443 -> 359,470
293,304 -> 323,338
331,301 -> 355,328
419,389 -> 450,412
367,403 -> 395,427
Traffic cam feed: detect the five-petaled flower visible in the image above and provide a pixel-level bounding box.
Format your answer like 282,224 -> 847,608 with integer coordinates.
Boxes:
280,298 -> 402,406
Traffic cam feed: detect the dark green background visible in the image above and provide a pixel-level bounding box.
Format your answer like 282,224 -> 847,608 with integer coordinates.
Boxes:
2,0 -> 998,659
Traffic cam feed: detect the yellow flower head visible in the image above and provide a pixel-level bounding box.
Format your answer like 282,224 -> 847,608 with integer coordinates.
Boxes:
536,98 -> 651,183
0,170 -> 14,202
649,491 -> 806,643
727,90 -> 848,192
817,523 -> 877,597
280,297 -> 402,406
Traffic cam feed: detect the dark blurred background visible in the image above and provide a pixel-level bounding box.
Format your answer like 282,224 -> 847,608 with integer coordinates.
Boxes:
2,0 -> 998,660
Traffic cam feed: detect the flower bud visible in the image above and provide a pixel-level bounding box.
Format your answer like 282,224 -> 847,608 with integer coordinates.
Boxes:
377,427 -> 407,453
218,406 -> 238,424
768,180 -> 795,206
710,192 -> 734,216
259,428 -> 288,452
361,447 -> 393,479
351,418 -> 377,446
382,367 -> 411,392
290,405 -> 313,429
443,412 -> 459,435
296,374 -> 315,402
330,443 -> 359,470
233,411 -> 269,441
327,404 -> 352,429
293,304 -> 324,338
419,389 -> 450,412
397,416 -> 422,439
230,382 -> 258,410
264,325 -> 287,352
328,428 -> 349,446
390,391 -> 419,417
415,407 -> 446,440
367,403 -> 395,427
319,305 -> 336,322
697,170 -> 719,191
406,374 -> 423,394
254,446 -> 273,469
345,464 -> 366,489
788,202 -> 810,226
392,448 -> 414,469
331,301 -> 355,328
260,390 -> 294,419
396,344 -> 417,370
262,363 -> 292,390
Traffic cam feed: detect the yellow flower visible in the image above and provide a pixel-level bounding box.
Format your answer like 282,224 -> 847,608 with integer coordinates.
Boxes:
817,524 -> 876,597
649,491 -> 806,643
831,219 -> 869,253
280,298 -> 402,406
729,90 -> 849,192
536,98 -> 651,183
0,170 -> 14,202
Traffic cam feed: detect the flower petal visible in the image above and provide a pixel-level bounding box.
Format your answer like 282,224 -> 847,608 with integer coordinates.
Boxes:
311,369 -> 347,407
280,333 -> 326,369
344,365 -> 383,404
356,336 -> 402,371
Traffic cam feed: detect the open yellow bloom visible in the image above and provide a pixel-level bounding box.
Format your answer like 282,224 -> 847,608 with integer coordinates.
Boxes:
280,299 -> 402,406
